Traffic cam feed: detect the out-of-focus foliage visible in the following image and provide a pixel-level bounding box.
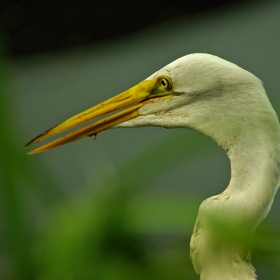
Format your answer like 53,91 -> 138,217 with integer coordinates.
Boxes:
1,46 -> 280,280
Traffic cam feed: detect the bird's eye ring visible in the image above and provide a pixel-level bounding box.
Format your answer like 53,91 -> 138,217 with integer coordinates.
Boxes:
158,76 -> 171,89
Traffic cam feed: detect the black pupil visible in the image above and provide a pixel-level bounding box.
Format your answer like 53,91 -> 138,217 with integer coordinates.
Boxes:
161,79 -> 167,87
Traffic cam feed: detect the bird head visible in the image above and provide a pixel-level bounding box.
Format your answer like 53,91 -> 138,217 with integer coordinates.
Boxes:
26,53 -> 275,154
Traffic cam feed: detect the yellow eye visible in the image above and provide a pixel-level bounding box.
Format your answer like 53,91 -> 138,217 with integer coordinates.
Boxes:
158,76 -> 172,89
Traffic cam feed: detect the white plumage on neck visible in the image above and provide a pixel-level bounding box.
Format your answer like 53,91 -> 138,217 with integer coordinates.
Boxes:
117,54 -> 280,279
191,126 -> 280,280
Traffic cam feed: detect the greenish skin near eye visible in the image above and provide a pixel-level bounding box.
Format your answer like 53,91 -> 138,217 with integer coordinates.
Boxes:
149,76 -> 173,97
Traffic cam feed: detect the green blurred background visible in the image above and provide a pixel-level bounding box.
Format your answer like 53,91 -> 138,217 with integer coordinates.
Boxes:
1,1 -> 280,279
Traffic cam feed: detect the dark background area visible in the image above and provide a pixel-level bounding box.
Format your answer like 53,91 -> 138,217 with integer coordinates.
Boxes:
1,0 -> 253,57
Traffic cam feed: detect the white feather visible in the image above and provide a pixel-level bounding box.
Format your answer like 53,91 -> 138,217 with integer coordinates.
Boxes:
117,54 -> 280,280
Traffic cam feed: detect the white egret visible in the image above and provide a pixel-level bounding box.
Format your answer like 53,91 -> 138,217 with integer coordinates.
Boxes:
26,54 -> 280,280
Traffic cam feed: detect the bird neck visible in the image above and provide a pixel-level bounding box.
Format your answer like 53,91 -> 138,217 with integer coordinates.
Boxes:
190,123 -> 280,280
225,127 -> 280,223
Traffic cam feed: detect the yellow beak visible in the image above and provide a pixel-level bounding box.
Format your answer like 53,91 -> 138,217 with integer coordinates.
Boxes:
25,76 -> 173,154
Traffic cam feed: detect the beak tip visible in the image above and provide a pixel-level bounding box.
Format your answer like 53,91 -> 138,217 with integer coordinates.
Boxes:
24,135 -> 42,148
24,142 -> 31,148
